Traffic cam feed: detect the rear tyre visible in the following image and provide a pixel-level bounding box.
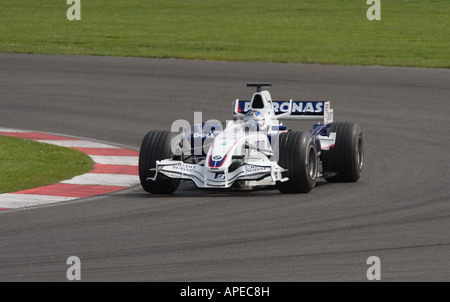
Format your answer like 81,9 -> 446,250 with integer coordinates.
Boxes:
322,122 -> 363,182
276,131 -> 318,193
139,130 -> 180,194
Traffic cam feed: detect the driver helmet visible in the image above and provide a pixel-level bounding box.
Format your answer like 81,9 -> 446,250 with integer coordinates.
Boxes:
243,109 -> 266,131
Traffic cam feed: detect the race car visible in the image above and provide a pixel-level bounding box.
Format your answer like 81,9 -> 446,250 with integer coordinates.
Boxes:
139,83 -> 363,194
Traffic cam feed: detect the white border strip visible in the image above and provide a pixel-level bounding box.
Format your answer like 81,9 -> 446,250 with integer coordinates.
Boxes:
61,173 -> 139,186
0,128 -> 27,133
0,194 -> 77,209
36,140 -> 121,149
89,155 -> 139,166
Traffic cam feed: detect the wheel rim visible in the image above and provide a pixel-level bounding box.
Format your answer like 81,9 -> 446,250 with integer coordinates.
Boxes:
356,135 -> 364,170
307,145 -> 317,179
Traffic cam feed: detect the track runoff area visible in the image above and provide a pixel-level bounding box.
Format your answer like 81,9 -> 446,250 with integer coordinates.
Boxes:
0,128 -> 139,210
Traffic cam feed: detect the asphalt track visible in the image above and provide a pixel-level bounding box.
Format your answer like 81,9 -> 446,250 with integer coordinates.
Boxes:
0,53 -> 449,281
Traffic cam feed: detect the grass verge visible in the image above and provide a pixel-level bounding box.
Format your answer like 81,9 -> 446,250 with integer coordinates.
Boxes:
0,135 -> 94,194
0,0 -> 448,68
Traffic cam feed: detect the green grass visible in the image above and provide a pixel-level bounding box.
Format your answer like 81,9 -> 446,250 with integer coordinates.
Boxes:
0,1 -> 448,67
0,136 -> 94,194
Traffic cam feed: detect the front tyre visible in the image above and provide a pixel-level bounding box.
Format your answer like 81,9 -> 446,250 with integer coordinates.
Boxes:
139,130 -> 180,194
276,131 -> 318,193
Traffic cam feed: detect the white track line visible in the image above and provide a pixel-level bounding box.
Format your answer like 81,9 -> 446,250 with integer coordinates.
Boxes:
36,140 -> 121,149
89,155 -> 139,166
0,194 -> 77,209
0,128 -> 27,133
61,173 -> 139,187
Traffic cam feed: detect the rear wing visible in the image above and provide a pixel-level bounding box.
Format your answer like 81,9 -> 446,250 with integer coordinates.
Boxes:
233,100 -> 334,124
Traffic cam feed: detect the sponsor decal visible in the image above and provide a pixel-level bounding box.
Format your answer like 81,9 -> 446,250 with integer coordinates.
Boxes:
214,173 -> 226,180
237,101 -> 325,116
171,163 -> 195,173
273,101 -> 324,114
246,165 -> 271,173
165,172 -> 183,178
212,155 -> 223,161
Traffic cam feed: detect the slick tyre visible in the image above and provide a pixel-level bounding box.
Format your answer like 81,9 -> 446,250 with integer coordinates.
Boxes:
139,130 -> 180,194
322,122 -> 364,182
276,131 -> 318,193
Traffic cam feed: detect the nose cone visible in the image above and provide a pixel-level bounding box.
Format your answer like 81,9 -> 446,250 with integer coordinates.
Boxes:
208,154 -> 229,169
207,132 -> 241,170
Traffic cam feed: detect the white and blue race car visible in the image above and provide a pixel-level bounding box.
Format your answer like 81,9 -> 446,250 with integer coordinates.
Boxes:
139,83 -> 363,194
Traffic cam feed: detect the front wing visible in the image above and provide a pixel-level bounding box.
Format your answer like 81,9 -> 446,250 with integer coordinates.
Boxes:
149,160 -> 287,189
